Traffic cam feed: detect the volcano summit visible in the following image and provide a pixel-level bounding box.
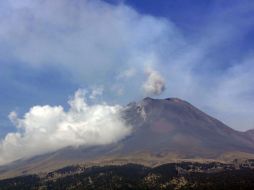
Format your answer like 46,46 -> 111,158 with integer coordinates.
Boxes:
0,97 -> 254,179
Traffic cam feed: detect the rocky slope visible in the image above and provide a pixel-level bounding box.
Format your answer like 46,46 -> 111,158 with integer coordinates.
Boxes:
0,97 -> 254,179
245,129 -> 254,141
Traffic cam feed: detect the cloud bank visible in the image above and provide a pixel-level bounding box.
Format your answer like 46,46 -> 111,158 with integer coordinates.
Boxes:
0,89 -> 132,165
0,0 -> 177,86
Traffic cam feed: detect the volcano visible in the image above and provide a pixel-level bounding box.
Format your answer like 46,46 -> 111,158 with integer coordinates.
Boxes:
0,97 -> 254,178
120,97 -> 254,156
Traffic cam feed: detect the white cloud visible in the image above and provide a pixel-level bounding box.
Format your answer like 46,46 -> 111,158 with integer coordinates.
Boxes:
204,56 -> 254,131
89,86 -> 104,100
0,89 -> 132,165
0,0 -> 178,86
111,84 -> 125,96
0,0 -> 181,106
117,68 -> 137,79
0,0 -> 253,132
143,67 -> 166,96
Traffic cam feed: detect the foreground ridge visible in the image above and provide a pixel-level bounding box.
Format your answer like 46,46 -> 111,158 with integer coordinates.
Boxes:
1,160 -> 254,190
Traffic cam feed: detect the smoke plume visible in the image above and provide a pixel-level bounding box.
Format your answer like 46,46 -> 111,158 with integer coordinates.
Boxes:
143,68 -> 166,96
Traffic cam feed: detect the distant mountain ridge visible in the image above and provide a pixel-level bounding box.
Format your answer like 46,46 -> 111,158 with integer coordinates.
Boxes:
0,97 -> 254,179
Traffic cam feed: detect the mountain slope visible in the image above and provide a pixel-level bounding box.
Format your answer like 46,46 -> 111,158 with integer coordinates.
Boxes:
120,97 -> 254,157
245,129 -> 254,141
0,97 -> 254,178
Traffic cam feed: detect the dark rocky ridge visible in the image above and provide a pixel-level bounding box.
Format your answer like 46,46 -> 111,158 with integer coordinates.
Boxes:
1,161 -> 254,190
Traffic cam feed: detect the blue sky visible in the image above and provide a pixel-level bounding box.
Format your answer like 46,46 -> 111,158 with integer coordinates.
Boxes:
0,0 -> 254,140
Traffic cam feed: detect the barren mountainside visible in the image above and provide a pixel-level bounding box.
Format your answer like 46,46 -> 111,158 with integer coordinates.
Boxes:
121,97 -> 254,156
245,129 -> 254,141
0,97 -> 254,179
